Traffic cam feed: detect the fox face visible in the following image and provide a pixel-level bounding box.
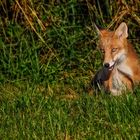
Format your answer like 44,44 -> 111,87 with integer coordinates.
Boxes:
97,23 -> 128,71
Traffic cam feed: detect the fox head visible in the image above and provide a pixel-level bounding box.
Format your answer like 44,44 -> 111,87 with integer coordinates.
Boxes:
95,22 -> 128,70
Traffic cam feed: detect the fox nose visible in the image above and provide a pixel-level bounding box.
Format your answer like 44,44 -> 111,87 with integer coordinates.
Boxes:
104,63 -> 110,68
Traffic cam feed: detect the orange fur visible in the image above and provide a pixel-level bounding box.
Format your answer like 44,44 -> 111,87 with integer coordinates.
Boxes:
97,22 -> 140,95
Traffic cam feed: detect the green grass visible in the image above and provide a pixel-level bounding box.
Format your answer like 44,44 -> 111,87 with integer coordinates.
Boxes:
1,84 -> 140,139
0,0 -> 140,139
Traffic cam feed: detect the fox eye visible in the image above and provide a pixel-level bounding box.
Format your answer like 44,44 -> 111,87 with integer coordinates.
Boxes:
112,48 -> 117,52
100,48 -> 105,53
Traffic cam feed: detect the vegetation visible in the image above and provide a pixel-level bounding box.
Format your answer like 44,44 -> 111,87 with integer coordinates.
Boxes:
0,0 -> 140,139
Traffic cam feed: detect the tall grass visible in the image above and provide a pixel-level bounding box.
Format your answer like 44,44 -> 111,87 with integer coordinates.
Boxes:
0,0 -> 140,139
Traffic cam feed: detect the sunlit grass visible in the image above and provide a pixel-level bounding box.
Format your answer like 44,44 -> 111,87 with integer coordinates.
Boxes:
1,83 -> 140,139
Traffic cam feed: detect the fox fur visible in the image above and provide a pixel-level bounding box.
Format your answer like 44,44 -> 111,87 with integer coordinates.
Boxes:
94,22 -> 140,96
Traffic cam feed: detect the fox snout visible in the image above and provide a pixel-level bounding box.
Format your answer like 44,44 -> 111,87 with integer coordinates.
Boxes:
103,61 -> 115,70
104,63 -> 110,68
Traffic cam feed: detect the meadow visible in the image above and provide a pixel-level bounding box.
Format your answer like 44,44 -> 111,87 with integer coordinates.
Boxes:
0,0 -> 140,139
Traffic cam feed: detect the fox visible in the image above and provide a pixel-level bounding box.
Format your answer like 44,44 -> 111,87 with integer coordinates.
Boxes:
93,22 -> 140,96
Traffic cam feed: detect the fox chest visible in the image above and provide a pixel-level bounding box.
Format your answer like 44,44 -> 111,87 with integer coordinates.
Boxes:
110,65 -> 133,91
111,70 -> 123,90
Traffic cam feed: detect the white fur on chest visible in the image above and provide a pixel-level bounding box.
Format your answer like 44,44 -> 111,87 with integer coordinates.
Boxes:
111,63 -> 133,94
117,63 -> 133,77
112,69 -> 123,90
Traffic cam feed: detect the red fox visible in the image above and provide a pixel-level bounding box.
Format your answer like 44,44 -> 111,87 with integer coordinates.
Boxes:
94,22 -> 140,96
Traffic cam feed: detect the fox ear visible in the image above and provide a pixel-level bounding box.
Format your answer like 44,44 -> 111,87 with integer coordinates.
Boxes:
115,22 -> 128,39
94,23 -> 102,36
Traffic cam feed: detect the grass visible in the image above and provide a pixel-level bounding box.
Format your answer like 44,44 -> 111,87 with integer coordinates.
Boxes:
0,0 -> 140,139
1,85 -> 140,139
